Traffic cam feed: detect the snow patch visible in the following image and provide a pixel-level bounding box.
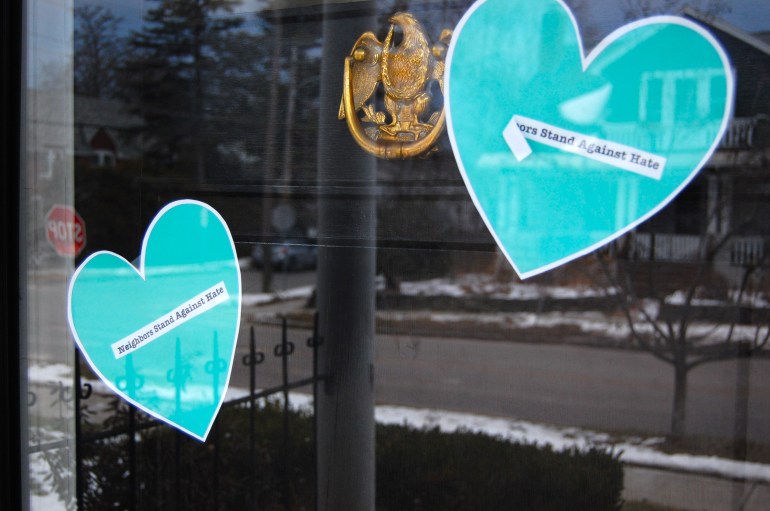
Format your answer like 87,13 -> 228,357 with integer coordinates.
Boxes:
398,274 -> 616,300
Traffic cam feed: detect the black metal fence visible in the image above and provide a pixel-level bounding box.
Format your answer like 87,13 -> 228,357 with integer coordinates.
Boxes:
29,313 -> 324,511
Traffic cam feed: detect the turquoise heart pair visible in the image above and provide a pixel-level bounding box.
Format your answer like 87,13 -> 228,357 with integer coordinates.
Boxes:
68,201 -> 241,440
446,0 -> 733,278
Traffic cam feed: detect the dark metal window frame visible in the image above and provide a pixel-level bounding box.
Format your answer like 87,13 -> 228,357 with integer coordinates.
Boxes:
2,0 -> 24,509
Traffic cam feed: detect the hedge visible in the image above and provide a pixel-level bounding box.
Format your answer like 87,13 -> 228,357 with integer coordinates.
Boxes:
75,401 -> 623,510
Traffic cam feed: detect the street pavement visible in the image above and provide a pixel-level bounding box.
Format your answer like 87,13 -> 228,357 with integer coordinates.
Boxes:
624,465 -> 770,511
237,299 -> 770,444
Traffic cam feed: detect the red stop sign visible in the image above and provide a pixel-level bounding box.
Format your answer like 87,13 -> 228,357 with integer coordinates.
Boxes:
45,205 -> 86,257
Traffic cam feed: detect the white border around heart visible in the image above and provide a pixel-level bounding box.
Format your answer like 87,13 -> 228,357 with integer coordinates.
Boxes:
445,0 -> 735,279
67,199 -> 242,441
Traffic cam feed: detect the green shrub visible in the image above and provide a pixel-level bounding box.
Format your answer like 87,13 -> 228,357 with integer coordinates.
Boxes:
79,403 -> 623,510
376,424 -> 623,511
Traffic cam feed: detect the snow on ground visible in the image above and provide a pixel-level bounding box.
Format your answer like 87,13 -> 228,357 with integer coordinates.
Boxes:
29,453 -> 69,509
381,309 -> 634,339
398,273 -> 615,300
242,284 -> 314,307
666,289 -> 770,307
274,391 -> 770,485
388,275 -> 770,347
29,363 -> 73,383
398,273 -> 769,308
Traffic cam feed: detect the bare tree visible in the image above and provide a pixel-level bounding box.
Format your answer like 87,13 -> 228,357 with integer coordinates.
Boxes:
596,201 -> 769,440
74,5 -> 125,98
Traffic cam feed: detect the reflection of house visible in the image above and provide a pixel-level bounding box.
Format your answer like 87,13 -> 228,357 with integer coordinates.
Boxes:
626,9 -> 770,281
74,95 -> 143,170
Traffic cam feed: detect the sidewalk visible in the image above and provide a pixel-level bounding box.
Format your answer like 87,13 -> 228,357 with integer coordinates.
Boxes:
624,465 -> 770,511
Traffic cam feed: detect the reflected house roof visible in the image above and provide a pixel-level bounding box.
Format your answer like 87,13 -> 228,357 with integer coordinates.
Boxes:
683,7 -> 770,119
756,31 -> 770,46
74,95 -> 144,161
684,7 -> 770,58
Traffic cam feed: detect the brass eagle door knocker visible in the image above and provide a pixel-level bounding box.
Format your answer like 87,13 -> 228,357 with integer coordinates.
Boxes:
339,13 -> 452,159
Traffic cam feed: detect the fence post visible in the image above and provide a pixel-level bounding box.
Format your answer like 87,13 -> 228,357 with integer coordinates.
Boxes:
128,404 -> 136,511
277,316 -> 294,511
307,312 -> 323,511
75,349 -> 84,511
316,3 -> 377,509
212,421 -> 219,511
175,432 -> 181,511
74,348 -> 92,510
244,325 -> 264,511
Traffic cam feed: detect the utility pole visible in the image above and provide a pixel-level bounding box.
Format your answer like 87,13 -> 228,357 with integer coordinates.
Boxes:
316,1 -> 377,509
260,13 -> 284,293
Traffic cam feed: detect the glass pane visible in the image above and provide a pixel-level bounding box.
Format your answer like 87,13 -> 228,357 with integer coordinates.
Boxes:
23,0 -> 77,508
19,0 -> 770,509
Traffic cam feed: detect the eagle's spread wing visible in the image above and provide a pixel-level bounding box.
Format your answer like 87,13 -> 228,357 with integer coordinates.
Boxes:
338,32 -> 383,120
430,29 -> 453,94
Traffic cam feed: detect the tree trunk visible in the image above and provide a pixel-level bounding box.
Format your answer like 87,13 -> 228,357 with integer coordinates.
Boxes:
733,342 -> 751,460
731,343 -> 751,510
671,359 -> 688,440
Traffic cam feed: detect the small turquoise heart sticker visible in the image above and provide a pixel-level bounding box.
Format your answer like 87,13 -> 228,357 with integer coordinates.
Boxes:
68,200 -> 241,441
446,0 -> 733,278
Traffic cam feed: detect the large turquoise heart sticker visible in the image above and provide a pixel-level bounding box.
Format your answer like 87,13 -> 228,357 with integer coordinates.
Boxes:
446,0 -> 733,278
68,200 -> 241,441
